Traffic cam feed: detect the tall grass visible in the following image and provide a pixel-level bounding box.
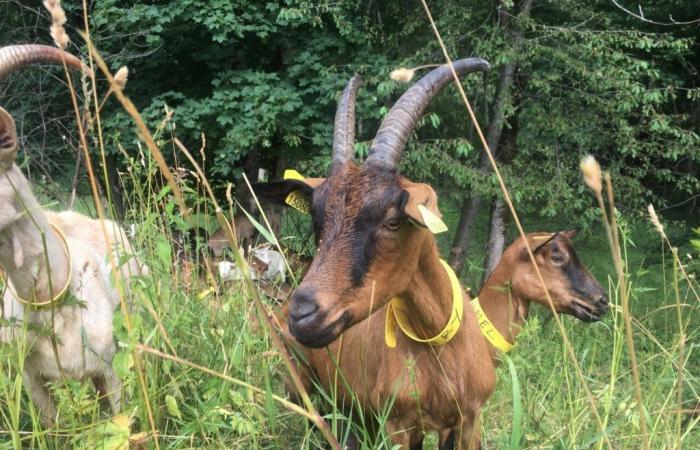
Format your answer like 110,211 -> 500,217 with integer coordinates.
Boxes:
0,4 -> 699,449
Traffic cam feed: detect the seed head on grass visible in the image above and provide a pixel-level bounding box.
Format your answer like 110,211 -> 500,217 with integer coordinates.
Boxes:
647,204 -> 668,240
390,67 -> 416,83
43,0 -> 69,49
580,154 -> 602,195
114,66 -> 129,90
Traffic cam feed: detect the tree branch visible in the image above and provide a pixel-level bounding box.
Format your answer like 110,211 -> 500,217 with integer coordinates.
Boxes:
610,0 -> 700,26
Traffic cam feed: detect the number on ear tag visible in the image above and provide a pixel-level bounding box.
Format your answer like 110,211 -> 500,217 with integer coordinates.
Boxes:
418,204 -> 448,234
284,169 -> 311,214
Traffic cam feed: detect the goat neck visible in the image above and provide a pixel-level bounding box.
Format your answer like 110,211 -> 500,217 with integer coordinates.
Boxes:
475,251 -> 529,361
391,232 -> 457,341
0,166 -> 70,304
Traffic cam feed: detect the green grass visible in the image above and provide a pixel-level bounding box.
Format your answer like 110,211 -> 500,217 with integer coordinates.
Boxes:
1,165 -> 698,448
0,32 -> 697,448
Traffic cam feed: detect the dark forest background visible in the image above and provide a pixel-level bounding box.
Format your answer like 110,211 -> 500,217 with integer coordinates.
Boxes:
1,0 -> 698,275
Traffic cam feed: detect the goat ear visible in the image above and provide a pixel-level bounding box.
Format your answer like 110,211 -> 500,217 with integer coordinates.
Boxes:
0,107 -> 19,172
399,179 -> 447,234
561,229 -> 578,240
252,175 -> 324,214
520,232 -> 558,261
12,235 -> 23,269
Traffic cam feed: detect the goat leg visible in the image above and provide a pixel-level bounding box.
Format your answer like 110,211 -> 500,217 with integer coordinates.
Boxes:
23,370 -> 56,427
93,368 -> 122,415
452,411 -> 481,450
438,430 -> 455,450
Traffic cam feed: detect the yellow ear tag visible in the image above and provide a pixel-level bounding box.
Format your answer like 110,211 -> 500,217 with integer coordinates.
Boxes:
283,169 -> 311,214
417,204 -> 448,234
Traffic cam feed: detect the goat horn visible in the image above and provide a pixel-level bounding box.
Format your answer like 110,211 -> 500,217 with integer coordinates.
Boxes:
0,107 -> 18,172
331,74 -> 362,169
365,58 -> 490,169
0,45 -> 92,80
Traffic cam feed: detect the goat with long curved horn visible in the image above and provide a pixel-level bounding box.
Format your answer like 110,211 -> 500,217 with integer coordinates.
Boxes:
0,44 -> 90,80
256,56 -> 503,447
365,58 -> 489,169
331,74 -> 362,169
254,56 -> 492,351
0,43 -> 139,426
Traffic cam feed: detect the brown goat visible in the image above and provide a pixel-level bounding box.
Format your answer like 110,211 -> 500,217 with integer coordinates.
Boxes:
256,62 -> 607,448
256,60 -> 497,448
281,231 -> 607,448
208,214 -> 256,257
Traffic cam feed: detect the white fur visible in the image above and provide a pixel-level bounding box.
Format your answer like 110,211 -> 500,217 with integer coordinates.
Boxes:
0,165 -> 142,425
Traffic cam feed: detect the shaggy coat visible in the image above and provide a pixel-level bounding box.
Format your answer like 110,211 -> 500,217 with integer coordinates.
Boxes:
0,163 -> 142,425
281,231 -> 607,449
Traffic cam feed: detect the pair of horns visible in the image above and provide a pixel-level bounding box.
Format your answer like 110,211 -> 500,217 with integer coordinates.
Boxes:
0,44 -> 89,171
331,58 -> 490,170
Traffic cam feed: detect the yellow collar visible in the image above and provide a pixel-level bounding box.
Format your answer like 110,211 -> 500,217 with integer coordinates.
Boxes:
2,223 -> 73,309
385,259 -> 463,348
470,297 -> 514,352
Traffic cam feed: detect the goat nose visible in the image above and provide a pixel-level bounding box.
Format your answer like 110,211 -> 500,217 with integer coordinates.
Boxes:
289,289 -> 319,321
596,294 -> 609,314
597,294 -> 608,306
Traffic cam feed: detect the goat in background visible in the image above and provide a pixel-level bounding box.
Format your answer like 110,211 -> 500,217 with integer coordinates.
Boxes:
0,45 -> 142,426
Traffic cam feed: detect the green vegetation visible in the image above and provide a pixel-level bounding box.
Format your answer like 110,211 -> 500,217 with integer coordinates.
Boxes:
0,0 -> 698,449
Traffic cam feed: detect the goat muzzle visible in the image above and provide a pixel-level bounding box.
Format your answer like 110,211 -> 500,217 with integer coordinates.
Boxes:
0,107 -> 18,171
570,292 -> 609,322
288,288 -> 351,348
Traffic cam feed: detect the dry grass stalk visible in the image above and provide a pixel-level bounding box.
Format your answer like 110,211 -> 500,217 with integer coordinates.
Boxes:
172,139 -> 340,450
390,64 -> 441,83
647,204 -> 667,240
580,158 -> 649,449
418,2 -> 613,448
580,154 -> 602,195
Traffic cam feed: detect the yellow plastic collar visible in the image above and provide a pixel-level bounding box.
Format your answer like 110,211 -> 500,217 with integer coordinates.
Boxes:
3,223 -> 73,309
385,259 -> 463,348
470,297 -> 514,353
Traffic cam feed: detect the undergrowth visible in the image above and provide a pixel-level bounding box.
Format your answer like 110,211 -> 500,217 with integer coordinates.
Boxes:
0,3 -> 698,449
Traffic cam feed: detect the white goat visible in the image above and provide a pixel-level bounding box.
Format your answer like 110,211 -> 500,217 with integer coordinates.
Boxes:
0,45 -> 141,426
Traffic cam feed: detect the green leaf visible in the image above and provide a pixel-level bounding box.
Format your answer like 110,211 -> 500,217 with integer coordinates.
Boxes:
166,394 -> 183,420
505,355 -> 522,450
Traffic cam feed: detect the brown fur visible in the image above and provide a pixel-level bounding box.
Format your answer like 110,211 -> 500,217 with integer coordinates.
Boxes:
279,230 -> 607,448
208,215 -> 256,257
268,162 -> 495,448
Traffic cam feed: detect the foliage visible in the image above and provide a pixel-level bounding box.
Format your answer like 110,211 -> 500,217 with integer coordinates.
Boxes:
2,0 -> 697,223
0,1 -> 699,448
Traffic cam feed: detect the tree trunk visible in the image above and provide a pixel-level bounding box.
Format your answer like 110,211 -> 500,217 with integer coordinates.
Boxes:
448,0 -> 532,275
103,153 -> 126,221
481,197 -> 508,286
448,195 -> 482,273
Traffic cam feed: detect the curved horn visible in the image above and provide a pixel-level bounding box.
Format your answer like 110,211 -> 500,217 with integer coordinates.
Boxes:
331,74 -> 362,169
365,58 -> 490,169
0,107 -> 18,172
0,44 -> 91,80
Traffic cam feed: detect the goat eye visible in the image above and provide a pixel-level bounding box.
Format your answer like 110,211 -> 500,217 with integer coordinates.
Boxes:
385,217 -> 403,231
551,254 -> 567,266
